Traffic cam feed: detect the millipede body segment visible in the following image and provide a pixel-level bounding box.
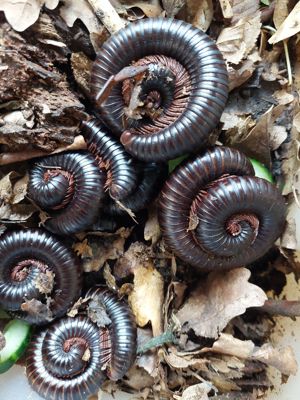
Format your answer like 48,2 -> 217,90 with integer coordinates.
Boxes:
158,147 -> 287,270
91,18 -> 228,161
25,287 -> 137,400
28,151 -> 105,235
0,229 -> 81,324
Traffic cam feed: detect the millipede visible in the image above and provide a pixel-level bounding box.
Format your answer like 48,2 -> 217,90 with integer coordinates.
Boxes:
91,18 -> 228,161
0,229 -> 82,324
81,117 -> 168,215
25,287 -> 136,400
158,147 -> 287,271
28,151 -> 105,235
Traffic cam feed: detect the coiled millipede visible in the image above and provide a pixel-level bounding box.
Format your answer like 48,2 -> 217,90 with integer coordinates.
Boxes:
82,118 -> 168,215
91,18 -> 228,161
0,229 -> 81,324
158,147 -> 286,270
26,287 -> 136,400
28,152 -> 105,235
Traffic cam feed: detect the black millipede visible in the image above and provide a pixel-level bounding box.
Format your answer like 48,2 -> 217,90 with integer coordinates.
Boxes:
158,147 -> 287,271
0,229 -> 82,324
81,117 -> 168,215
103,161 -> 168,216
28,151 -> 105,235
80,118 -> 137,200
25,287 -> 136,400
91,18 -> 228,161
86,286 -> 137,381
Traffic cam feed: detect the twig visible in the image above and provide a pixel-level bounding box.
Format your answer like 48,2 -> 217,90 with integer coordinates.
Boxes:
0,135 -> 86,166
137,330 -> 176,354
255,299 -> 300,317
87,0 -> 125,34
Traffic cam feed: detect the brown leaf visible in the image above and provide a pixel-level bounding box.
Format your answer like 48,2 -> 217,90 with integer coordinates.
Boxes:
174,382 -> 211,400
176,268 -> 267,339
87,297 -> 111,328
218,0 -> 233,19
136,328 -> 158,376
217,14 -> 261,64
201,333 -> 255,358
144,205 -> 161,245
273,0 -> 289,29
11,174 -> 29,204
35,270 -> 55,294
21,298 -> 52,321
227,59 -> 256,91
0,202 -> 35,222
269,2 -> 300,44
103,263 -> 117,290
164,348 -> 208,370
252,343 -> 298,376
0,0 -> 59,32
231,0 -> 260,24
186,0 -> 213,32
72,239 -> 93,258
125,243 -> 164,336
162,0 -> 185,17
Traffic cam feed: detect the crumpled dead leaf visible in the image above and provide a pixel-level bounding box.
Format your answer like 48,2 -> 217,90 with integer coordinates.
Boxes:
144,205 -> 161,245
217,13 -> 261,64
174,382 -> 211,400
269,2 -> 300,44
200,333 -> 298,376
118,242 -> 164,336
176,268 -> 267,339
273,0 -> 289,29
76,228 -> 131,273
186,0 -> 213,32
0,0 -> 59,32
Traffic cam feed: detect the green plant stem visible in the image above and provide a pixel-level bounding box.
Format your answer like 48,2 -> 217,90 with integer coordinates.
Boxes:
137,330 -> 176,354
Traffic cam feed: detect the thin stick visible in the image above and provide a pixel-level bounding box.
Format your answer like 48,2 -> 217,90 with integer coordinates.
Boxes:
87,0 -> 125,34
256,299 -> 300,317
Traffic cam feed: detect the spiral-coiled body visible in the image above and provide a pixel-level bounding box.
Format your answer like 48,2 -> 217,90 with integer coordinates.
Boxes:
28,152 -> 105,235
81,118 -> 168,214
0,229 -> 81,324
91,18 -> 228,161
158,147 -> 286,270
26,317 -> 106,400
87,287 -> 137,380
81,118 -> 136,200
103,161 -> 168,215
26,288 -> 136,399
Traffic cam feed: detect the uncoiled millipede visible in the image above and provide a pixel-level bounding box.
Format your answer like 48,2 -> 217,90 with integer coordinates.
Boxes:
158,147 -> 287,271
28,151 -> 105,235
26,287 -> 136,400
91,18 -> 228,161
81,118 -> 168,214
0,229 -> 81,324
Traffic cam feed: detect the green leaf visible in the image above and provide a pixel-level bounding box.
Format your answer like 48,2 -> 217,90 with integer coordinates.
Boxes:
260,0 -> 270,6
249,158 -> 274,183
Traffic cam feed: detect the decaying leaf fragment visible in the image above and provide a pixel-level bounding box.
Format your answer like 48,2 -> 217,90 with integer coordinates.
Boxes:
117,242 -> 164,336
176,268 -> 267,339
186,0 -> 213,32
217,13 -> 261,64
269,1 -> 300,44
0,0 -> 59,32
174,382 -> 211,400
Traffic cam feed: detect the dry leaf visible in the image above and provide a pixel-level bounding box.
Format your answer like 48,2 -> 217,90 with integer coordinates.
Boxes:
164,348 -> 208,370
73,239 -> 93,258
217,14 -> 261,64
201,333 -> 255,358
219,0 -> 233,19
176,268 -> 267,339
0,0 -> 59,32
252,343 -> 298,376
231,0 -> 260,24
174,382 -> 211,400
269,2 -> 300,44
273,0 -> 289,29
162,0 -> 185,17
129,261 -> 164,336
187,0 -> 213,32
227,59 -> 256,91
144,205 -> 161,245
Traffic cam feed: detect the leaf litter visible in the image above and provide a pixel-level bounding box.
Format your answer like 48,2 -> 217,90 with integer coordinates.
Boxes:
1,0 -> 300,399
